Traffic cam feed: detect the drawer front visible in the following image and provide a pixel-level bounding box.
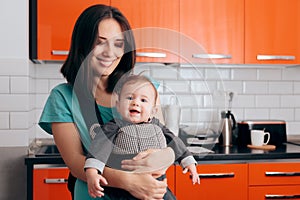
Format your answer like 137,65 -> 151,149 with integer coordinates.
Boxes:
249,185 -> 300,200
33,168 -> 71,200
249,162 -> 300,186
175,163 -> 248,200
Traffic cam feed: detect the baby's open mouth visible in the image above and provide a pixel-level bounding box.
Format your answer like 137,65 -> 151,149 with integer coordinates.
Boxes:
129,109 -> 140,114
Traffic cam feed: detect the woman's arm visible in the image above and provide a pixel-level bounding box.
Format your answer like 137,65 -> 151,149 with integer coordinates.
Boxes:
52,122 -> 87,180
52,122 -> 168,199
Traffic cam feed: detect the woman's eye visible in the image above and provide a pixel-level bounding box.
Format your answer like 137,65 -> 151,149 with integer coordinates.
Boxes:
115,42 -> 124,48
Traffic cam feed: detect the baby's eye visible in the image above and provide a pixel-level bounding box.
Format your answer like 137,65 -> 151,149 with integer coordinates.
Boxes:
126,96 -> 133,100
141,98 -> 148,103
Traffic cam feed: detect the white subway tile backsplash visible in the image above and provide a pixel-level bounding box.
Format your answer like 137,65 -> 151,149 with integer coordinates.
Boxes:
244,108 -> 269,119
191,108 -> 218,123
256,95 -> 280,108
232,68 -> 257,80
282,68 -> 300,81
243,81 -> 268,94
257,69 -> 282,80
35,63 -> 63,79
218,81 -> 243,94
181,108 -> 192,123
0,94 -> 29,111
0,77 -> 9,93
2,61 -> 300,145
235,95 -> 255,108
295,109 -> 300,121
269,81 -> 293,94
10,76 -> 29,93
35,79 -> 49,93
179,68 -> 204,80
281,95 -> 300,107
294,82 -> 300,94
190,80 -> 217,94
286,122 -> 300,135
152,67 -> 178,79
205,68 -> 231,80
0,59 -> 29,76
163,80 -> 191,93
270,108 -> 294,121
0,130 -> 29,146
0,112 -> 9,129
10,112 -> 29,129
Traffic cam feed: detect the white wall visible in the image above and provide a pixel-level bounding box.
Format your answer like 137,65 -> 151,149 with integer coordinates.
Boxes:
1,0 -> 300,147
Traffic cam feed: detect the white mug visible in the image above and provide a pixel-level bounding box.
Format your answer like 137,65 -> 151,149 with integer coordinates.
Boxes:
251,130 -> 270,146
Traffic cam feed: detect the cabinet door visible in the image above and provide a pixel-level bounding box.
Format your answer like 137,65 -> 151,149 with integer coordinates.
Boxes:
175,163 -> 248,200
111,0 -> 180,63
166,165 -> 175,194
245,0 -> 300,64
180,0 -> 244,64
249,185 -> 300,200
33,167 -> 71,200
249,162 -> 300,186
35,0 -> 109,62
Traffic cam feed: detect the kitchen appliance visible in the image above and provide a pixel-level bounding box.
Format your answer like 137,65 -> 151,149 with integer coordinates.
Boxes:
218,92 -> 236,146
219,110 -> 236,146
237,120 -> 286,147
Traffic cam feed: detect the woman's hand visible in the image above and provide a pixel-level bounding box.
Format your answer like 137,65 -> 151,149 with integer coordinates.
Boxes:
121,147 -> 175,174
125,173 -> 168,200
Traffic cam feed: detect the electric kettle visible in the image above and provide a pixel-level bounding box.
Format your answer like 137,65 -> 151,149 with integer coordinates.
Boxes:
219,110 -> 236,146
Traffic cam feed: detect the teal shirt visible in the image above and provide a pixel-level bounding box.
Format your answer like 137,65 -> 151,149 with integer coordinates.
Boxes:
39,83 -> 117,150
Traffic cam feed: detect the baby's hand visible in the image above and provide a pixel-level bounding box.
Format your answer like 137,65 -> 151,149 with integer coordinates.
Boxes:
86,168 -> 108,198
183,165 -> 200,185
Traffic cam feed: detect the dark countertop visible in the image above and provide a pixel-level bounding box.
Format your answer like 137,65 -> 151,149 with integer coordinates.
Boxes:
25,142 -> 300,166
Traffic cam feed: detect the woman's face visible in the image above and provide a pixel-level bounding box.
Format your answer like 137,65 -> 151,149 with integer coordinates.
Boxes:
90,18 -> 124,77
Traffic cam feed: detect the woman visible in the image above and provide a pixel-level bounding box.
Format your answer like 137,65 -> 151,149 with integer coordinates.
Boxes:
39,4 -> 174,200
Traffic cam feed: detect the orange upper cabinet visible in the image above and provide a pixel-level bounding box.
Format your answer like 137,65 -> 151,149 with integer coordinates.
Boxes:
30,0 -> 110,63
245,0 -> 300,64
179,0 -> 244,64
111,0 -> 180,63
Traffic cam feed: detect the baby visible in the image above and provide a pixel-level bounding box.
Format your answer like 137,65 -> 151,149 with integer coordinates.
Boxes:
85,74 -> 200,199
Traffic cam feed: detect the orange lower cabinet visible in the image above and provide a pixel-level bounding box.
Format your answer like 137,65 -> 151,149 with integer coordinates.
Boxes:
249,162 -> 300,200
175,163 -> 248,200
166,165 -> 176,194
33,167 -> 71,200
249,185 -> 300,200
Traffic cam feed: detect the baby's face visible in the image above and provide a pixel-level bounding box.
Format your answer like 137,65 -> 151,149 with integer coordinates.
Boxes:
117,81 -> 156,123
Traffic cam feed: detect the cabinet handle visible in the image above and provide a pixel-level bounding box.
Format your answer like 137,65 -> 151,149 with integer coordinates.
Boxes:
265,172 -> 300,177
136,52 -> 166,58
44,178 -> 68,184
257,55 -> 295,61
192,54 -> 232,59
198,172 -> 235,178
265,194 -> 300,199
51,50 -> 69,56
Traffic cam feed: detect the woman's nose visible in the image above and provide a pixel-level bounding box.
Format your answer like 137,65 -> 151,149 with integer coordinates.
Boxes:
102,42 -> 114,57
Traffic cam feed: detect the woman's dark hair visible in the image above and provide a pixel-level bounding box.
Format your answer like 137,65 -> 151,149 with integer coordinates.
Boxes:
61,4 -> 136,93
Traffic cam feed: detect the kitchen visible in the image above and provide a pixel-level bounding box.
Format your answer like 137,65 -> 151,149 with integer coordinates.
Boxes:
1,0 -> 300,199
